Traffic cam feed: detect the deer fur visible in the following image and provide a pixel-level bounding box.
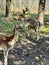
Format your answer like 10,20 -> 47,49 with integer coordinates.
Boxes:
26,18 -> 41,40
0,25 -> 19,65
18,15 -> 41,40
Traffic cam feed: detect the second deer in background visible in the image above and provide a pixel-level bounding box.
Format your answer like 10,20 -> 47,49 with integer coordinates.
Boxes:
18,12 -> 41,40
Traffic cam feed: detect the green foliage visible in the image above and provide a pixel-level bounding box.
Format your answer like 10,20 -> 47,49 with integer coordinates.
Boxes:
0,13 -> 49,37
0,19 -> 15,35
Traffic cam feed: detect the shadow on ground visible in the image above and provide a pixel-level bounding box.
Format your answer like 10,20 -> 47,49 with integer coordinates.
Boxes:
0,36 -> 49,65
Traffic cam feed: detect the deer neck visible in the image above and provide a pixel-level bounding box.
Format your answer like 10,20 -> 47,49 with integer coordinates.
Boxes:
8,31 -> 19,48
8,35 -> 16,47
8,28 -> 16,46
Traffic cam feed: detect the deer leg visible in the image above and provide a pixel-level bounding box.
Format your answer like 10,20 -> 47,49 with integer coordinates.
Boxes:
27,30 -> 30,37
36,24 -> 40,40
28,27 -> 31,37
4,50 -> 8,65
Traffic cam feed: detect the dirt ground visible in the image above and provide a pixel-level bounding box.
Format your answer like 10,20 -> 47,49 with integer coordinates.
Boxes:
0,36 -> 49,65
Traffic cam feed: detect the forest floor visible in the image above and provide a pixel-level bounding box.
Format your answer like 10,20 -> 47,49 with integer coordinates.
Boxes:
0,13 -> 49,65
0,36 -> 49,65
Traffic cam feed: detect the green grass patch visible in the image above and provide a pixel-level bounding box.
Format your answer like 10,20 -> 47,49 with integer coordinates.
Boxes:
0,13 -> 49,37
0,19 -> 15,35
44,14 -> 49,20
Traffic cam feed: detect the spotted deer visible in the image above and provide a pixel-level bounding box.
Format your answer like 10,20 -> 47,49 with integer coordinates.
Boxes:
0,25 -> 21,65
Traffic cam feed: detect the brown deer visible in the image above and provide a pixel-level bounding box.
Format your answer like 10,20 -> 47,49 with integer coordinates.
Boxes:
0,25 -> 22,65
27,18 -> 41,40
19,16 -> 41,40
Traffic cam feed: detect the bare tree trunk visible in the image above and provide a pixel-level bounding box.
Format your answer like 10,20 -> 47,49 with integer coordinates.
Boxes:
38,0 -> 46,25
0,0 -> 3,10
20,0 -> 22,8
29,0 -> 33,12
5,0 -> 11,17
